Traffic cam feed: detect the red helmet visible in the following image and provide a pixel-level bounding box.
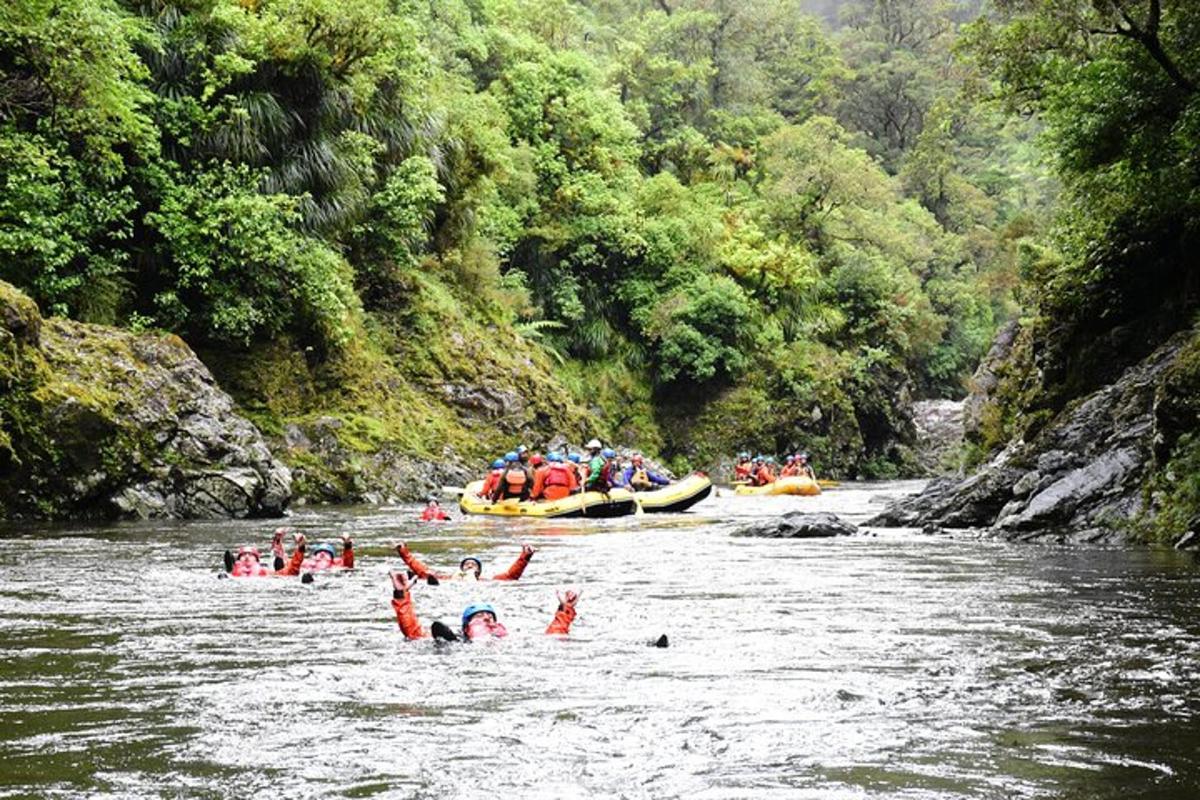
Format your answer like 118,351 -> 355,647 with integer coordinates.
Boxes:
530,454 -> 544,466
237,546 -> 261,559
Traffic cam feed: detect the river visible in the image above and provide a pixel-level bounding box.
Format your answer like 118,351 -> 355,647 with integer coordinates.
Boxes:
2,481 -> 1198,799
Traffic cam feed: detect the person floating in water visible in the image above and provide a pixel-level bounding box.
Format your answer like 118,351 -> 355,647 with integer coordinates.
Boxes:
420,497 -> 451,521
274,532 -> 354,575
388,571 -> 579,641
395,542 -> 534,582
223,528 -> 299,577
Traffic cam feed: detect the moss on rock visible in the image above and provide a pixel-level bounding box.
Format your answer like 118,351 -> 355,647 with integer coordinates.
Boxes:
0,280 -> 291,520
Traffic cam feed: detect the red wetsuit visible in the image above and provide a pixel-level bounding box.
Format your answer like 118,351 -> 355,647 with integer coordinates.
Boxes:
421,506 -> 450,521
275,542 -> 354,576
390,586 -> 576,640
397,546 -> 531,582
229,546 -> 304,578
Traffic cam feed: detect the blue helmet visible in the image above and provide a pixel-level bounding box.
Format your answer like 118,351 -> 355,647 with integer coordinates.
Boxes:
568,453 -> 582,463
601,448 -> 616,458
462,602 -> 496,630
491,458 -> 505,469
504,451 -> 519,462
311,543 -> 336,557
547,452 -> 563,462
516,445 -> 528,454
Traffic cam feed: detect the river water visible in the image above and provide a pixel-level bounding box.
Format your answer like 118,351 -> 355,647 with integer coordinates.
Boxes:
2,481 -> 1199,799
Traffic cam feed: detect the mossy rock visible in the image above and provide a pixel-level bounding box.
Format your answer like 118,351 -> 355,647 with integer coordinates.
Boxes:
1154,329 -> 1200,465
0,280 -> 41,347
0,283 -> 291,520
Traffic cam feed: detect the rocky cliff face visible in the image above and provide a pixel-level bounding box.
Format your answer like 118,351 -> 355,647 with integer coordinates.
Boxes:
911,399 -> 964,477
0,281 -> 290,520
869,331 -> 1195,544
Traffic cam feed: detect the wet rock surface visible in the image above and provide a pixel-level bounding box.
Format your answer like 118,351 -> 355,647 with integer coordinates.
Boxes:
911,399 -> 964,477
870,332 -> 1190,543
732,511 -> 858,538
1,282 -> 290,520
963,320 -> 1020,442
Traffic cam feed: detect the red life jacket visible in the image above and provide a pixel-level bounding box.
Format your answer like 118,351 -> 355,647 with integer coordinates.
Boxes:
545,463 -> 573,487
231,561 -> 271,577
503,466 -> 528,491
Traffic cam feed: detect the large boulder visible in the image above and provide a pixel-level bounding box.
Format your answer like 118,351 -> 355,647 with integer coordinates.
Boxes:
733,512 -> 858,538
0,281 -> 291,520
869,331 -> 1191,543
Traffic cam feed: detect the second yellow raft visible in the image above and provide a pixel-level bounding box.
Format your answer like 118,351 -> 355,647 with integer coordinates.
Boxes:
733,476 -> 822,497
633,473 -> 713,513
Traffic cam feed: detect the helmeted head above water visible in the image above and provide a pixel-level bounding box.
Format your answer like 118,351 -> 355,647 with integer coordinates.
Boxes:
311,543 -> 336,558
237,546 -> 261,560
459,557 -> 483,578
462,602 -> 496,630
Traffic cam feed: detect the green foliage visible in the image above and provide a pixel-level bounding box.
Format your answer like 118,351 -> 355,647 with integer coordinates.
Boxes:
145,165 -> 360,346
0,0 -> 1056,481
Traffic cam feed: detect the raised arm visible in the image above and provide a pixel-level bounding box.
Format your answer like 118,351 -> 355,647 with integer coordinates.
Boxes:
492,544 -> 535,581
395,543 -> 437,580
390,572 -> 428,640
275,533 -> 307,576
545,590 -> 580,636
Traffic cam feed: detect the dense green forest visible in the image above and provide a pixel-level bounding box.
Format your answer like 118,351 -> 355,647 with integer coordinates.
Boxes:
2,0 -> 1195,507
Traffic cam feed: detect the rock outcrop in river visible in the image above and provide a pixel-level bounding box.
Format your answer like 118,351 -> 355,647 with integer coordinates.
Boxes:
869,331 -> 1194,543
734,512 -> 858,538
0,282 -> 290,520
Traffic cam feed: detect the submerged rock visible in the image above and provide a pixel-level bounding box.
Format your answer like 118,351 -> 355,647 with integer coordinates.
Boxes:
0,281 -> 290,520
733,512 -> 858,538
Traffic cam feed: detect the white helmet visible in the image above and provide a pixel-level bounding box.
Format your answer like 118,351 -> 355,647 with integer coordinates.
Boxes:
584,438 -> 602,449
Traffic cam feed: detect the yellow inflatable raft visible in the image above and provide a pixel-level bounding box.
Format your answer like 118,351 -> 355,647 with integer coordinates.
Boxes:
633,473 -> 713,513
458,481 -> 638,518
733,476 -> 822,496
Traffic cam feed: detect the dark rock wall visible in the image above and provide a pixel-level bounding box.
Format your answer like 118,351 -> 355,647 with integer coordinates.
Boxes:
870,332 -> 1194,543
